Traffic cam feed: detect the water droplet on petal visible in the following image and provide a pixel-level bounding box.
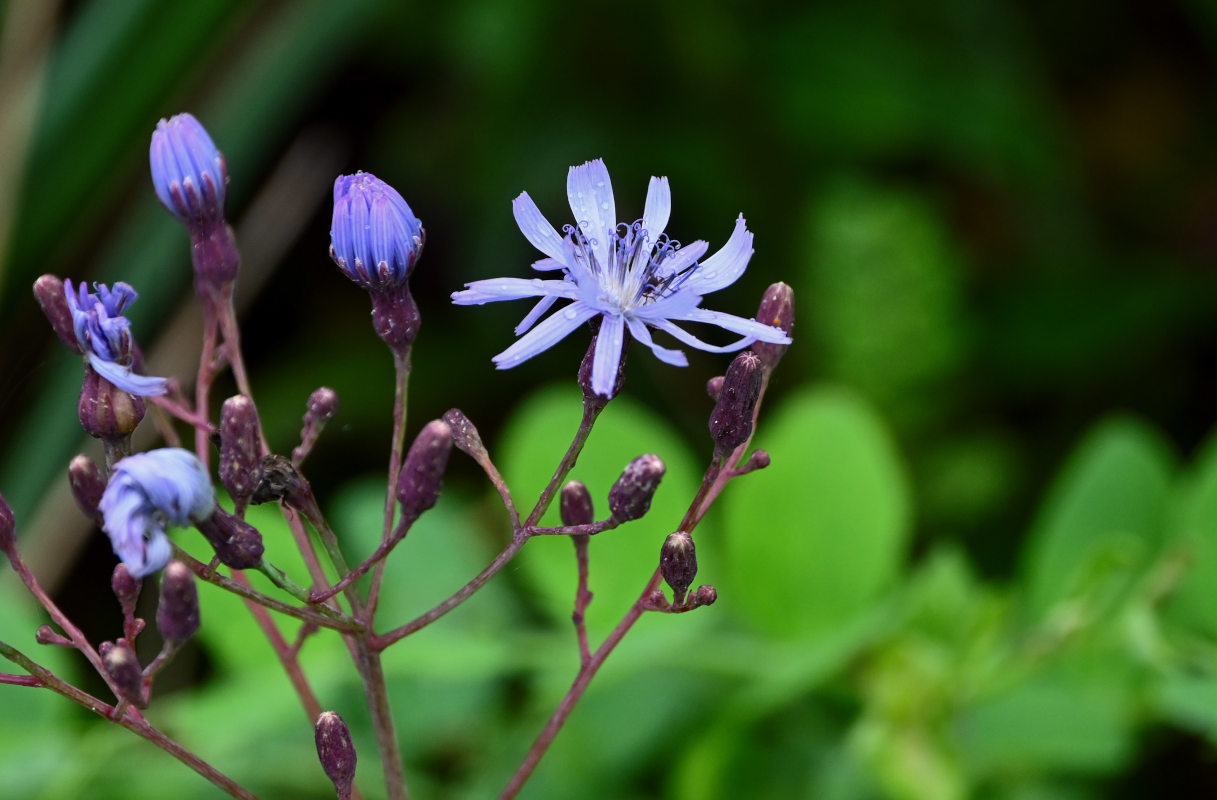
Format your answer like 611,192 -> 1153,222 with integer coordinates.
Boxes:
563,307 -> 579,320
600,202 -> 609,210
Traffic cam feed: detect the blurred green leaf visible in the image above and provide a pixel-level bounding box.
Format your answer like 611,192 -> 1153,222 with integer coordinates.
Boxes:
1163,423 -> 1217,638
722,386 -> 911,641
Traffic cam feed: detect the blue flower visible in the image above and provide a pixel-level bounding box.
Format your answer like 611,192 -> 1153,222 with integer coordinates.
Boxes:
330,172 -> 425,290
149,113 -> 227,226
451,159 -> 792,396
99,448 -> 216,578
65,280 -> 168,396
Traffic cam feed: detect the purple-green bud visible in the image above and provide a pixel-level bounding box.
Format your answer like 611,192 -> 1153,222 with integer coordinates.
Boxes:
156,561 -> 200,644
219,395 -> 262,508
397,420 -> 452,518
442,408 -> 486,459
34,274 -> 83,354
102,640 -> 143,705
195,508 -> 264,570
660,532 -> 697,600
709,351 -> 762,456
752,282 -> 794,373
0,491 -> 13,556
78,366 -> 146,438
315,711 -> 357,800
111,564 -> 142,618
694,584 -> 718,607
706,375 -> 725,401
608,454 -> 665,522
579,326 -> 626,407
251,454 -> 307,506
560,481 -> 595,527
69,455 -> 107,523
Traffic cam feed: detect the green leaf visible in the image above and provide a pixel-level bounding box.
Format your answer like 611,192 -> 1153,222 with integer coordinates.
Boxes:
1020,416 -> 1175,620
722,386 -> 911,640
1163,423 -> 1217,638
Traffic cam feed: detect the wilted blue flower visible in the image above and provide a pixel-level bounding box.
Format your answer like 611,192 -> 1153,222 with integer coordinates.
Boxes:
451,159 -> 792,396
149,113 -> 227,226
330,172 -> 424,290
65,280 -> 168,396
99,448 -> 216,578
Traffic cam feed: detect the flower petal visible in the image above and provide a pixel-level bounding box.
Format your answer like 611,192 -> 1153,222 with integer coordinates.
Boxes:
681,214 -> 753,295
673,308 -> 793,343
642,176 -> 671,242
656,240 -> 708,279
452,277 -> 577,306
88,355 -> 169,397
515,295 -> 560,335
647,319 -> 756,354
567,159 -> 615,268
492,302 -> 600,369
531,257 -> 566,271
513,192 -> 569,262
592,314 -> 626,396
625,317 -> 687,367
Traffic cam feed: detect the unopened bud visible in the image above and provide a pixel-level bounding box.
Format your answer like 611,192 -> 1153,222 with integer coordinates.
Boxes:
752,282 -> 794,372
34,275 -> 82,354
579,326 -> 626,406
219,395 -> 262,508
306,387 -> 340,422
694,584 -> 718,607
0,491 -> 13,555
36,625 -> 71,646
78,366 -> 146,438
706,375 -> 725,401
442,408 -> 486,458
111,564 -> 142,618
608,454 -> 665,522
560,481 -> 595,527
157,561 -> 200,643
102,640 -> 143,705
69,455 -> 107,523
709,351 -> 762,456
315,711 -> 357,800
251,455 -> 307,506
660,532 -> 698,600
195,508 -> 264,570
397,420 -> 452,518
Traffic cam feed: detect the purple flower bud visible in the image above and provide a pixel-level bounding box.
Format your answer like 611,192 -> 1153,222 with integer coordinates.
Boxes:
315,711 -> 357,800
693,584 -> 718,607
752,282 -> 794,373
660,531 -> 697,601
36,625 -> 71,646
294,387 -> 340,463
709,351 -> 762,457
370,283 -> 421,354
706,375 -> 725,401
330,172 -> 424,291
0,491 -> 13,556
397,420 -> 452,518
608,454 -> 665,522
560,481 -> 595,527
34,274 -> 82,354
69,455 -> 107,523
157,560 -> 200,644
219,395 -> 262,508
78,365 -> 147,438
195,508 -> 264,570
99,449 -> 216,578
111,563 -> 142,618
149,113 -> 227,227
102,640 -> 143,705
64,279 -> 168,397
442,408 -> 486,459
251,454 -> 307,506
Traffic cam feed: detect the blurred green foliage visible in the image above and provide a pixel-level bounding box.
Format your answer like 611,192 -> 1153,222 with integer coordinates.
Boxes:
2,0 -> 1217,797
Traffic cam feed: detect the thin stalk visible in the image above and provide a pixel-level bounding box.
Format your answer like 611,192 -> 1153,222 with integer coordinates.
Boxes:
193,313 -> 220,467
355,641 -> 409,800
366,349 -> 411,619
571,535 -> 592,666
526,404 -> 602,527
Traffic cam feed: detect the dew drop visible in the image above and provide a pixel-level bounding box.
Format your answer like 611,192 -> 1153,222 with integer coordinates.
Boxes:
563,307 -> 579,320
600,202 -> 610,210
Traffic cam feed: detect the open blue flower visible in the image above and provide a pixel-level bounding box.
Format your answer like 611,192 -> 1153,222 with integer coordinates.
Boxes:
65,280 -> 168,396
451,159 -> 791,396
330,172 -> 424,291
99,448 -> 216,578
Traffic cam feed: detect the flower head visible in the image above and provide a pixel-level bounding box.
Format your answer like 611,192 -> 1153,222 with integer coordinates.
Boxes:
64,279 -> 168,396
451,159 -> 792,396
99,448 -> 216,578
149,113 -> 227,226
330,172 -> 424,290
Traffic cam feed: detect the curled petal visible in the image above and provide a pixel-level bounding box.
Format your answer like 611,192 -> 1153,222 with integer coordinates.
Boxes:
625,317 -> 687,367
88,355 -> 169,397
674,307 -> 792,343
647,318 -> 757,354
492,301 -> 600,370
513,192 -> 568,262
680,215 -> 753,295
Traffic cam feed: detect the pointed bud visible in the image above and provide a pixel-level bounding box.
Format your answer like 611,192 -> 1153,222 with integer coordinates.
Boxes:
442,408 -> 486,459
706,375 -> 725,401
660,532 -> 697,601
752,282 -> 794,373
560,481 -> 595,527
736,449 -> 771,475
150,113 -> 227,228
102,640 -> 143,705
78,366 -> 146,438
251,455 -> 307,506
709,351 -> 763,457
315,711 -> 357,800
579,326 -> 626,407
195,508 -> 264,570
330,172 -> 424,290
397,420 -> 452,518
69,455 -> 107,523
36,625 -> 72,646
694,584 -> 718,607
34,274 -> 83,353
156,561 -> 200,644
219,395 -> 262,508
608,454 -> 665,522
0,491 -> 14,556
111,564 -> 142,619
295,387 -> 340,463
